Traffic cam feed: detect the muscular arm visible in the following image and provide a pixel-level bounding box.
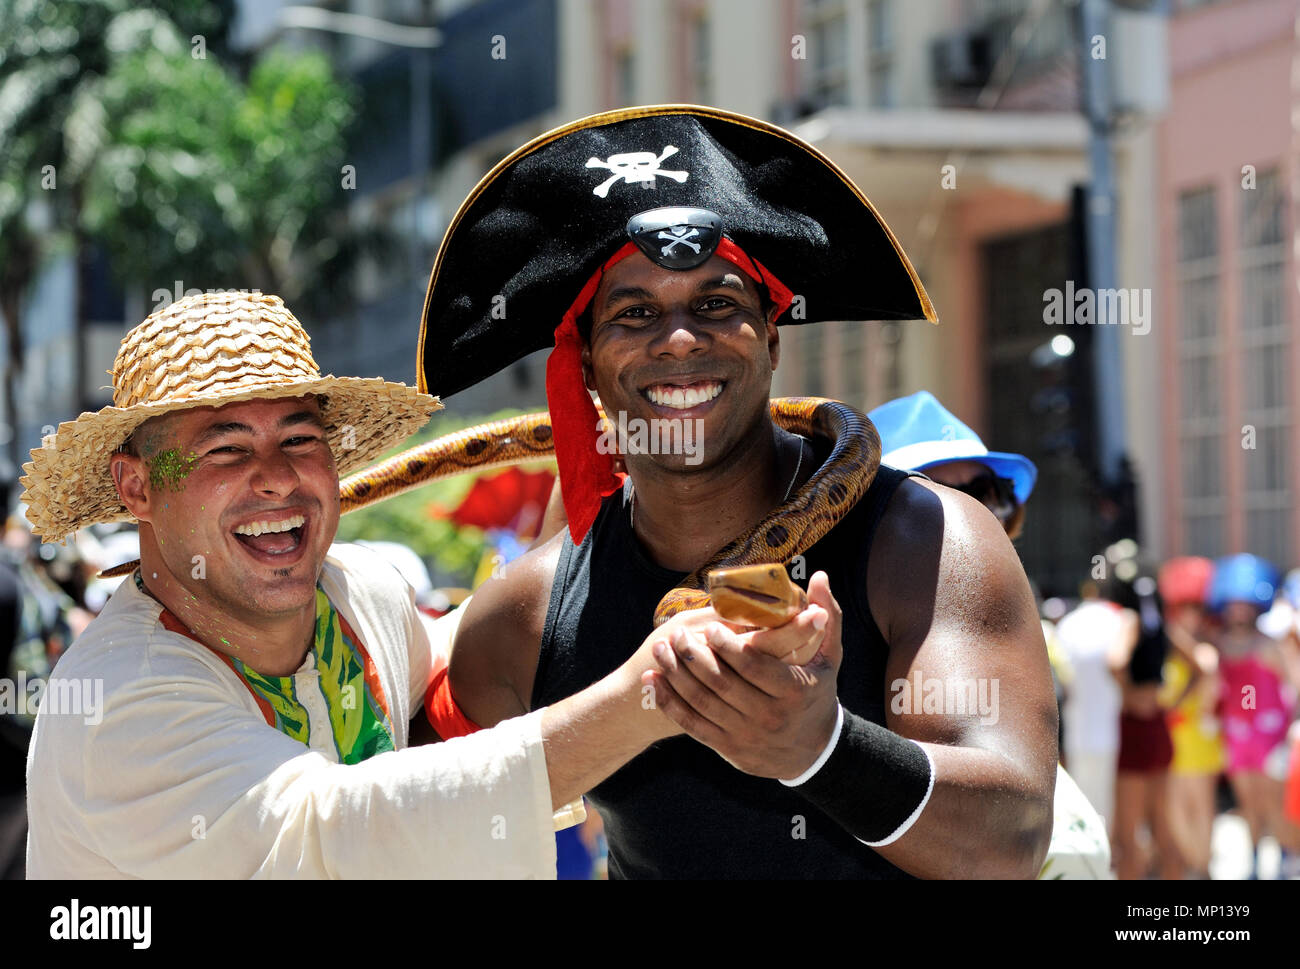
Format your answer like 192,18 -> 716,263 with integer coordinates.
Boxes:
867,478 -> 1057,879
645,478 -> 1057,879
447,536 -> 562,727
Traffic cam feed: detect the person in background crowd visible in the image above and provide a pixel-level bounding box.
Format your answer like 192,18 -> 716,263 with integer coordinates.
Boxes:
0,549 -> 25,879
867,391 -> 1036,541
1208,554 -> 1296,878
1271,573 -> 1300,844
1253,568 -> 1300,878
0,510 -> 96,879
1102,547 -> 1184,880
1287,730 -> 1300,845
1056,579 -> 1125,831
1157,556 -> 1223,879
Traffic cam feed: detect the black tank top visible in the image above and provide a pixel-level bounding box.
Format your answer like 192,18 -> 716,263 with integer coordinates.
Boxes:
532,458 -> 917,879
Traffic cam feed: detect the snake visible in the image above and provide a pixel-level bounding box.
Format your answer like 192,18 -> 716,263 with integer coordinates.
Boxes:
338,413 -> 558,512
336,397 -> 881,627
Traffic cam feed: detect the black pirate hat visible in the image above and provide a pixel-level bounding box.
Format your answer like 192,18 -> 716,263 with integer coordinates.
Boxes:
418,105 -> 936,541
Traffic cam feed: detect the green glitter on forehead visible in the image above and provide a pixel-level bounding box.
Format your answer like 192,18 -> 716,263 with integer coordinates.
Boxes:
148,448 -> 198,491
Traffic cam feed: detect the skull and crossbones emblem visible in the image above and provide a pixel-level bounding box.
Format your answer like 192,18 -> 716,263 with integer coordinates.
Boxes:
657,226 -> 701,257
586,145 -> 689,198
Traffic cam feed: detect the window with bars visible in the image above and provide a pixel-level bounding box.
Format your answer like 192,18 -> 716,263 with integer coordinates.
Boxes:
1176,186 -> 1224,556
1239,168 -> 1290,567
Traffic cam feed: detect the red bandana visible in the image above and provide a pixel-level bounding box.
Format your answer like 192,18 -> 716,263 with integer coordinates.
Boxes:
545,239 -> 795,543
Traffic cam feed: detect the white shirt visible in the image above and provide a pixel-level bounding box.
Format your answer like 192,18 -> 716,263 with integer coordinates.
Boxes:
26,543 -> 557,879
1056,600 -> 1124,755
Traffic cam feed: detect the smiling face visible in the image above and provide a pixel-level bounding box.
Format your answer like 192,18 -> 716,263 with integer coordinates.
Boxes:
112,395 -> 340,628
581,252 -> 779,473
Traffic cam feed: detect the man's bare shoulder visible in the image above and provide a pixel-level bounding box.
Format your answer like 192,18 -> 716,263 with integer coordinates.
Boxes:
448,532 -> 565,725
868,475 -> 1038,649
871,474 -> 946,555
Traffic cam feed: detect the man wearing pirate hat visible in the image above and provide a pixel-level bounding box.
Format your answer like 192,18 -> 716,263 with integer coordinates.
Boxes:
18,291 -> 823,877
428,106 -> 1059,878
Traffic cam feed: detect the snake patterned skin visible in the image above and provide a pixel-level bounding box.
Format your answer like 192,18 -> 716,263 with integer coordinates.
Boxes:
337,397 -> 881,626
651,398 -> 880,625
339,413 -> 557,512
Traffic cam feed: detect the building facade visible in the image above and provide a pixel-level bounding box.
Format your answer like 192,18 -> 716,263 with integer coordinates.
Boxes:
1157,0 -> 1297,570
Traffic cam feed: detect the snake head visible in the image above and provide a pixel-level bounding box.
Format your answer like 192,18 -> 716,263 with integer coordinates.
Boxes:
707,564 -> 808,629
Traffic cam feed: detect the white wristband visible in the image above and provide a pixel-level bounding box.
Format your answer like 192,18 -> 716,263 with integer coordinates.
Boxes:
779,702 -> 844,787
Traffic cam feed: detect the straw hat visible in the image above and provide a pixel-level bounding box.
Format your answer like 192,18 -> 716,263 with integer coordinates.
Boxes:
20,291 -> 440,544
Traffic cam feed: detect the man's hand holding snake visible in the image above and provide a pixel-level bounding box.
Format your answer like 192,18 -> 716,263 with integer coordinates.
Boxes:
643,571 -> 842,781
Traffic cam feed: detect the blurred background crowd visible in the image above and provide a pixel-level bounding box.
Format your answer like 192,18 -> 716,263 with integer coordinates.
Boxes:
3,0 -> 1300,879
1046,548 -> 1300,881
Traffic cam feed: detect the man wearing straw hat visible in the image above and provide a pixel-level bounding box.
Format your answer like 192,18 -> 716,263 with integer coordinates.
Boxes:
19,291 -> 824,878
425,106 -> 1059,878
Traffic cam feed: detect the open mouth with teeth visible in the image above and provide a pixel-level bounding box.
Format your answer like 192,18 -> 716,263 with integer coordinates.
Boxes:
232,513 -> 306,557
642,380 -> 724,411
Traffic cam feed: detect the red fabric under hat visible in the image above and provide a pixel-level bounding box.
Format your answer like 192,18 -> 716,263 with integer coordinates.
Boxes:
544,239 -> 795,544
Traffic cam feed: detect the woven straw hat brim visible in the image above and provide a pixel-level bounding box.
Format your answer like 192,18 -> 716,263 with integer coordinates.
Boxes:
20,376 -> 440,545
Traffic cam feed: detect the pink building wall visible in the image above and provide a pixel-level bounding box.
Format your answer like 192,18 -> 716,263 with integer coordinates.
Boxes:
1158,0 -> 1299,559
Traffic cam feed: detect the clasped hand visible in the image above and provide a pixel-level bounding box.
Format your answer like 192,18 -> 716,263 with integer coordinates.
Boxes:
642,571 -> 843,781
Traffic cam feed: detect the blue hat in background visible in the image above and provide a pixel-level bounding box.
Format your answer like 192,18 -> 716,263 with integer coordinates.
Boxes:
867,391 -> 1037,504
1207,554 -> 1281,613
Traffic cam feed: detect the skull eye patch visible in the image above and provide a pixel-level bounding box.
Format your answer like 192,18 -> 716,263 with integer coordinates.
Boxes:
625,207 -> 723,270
